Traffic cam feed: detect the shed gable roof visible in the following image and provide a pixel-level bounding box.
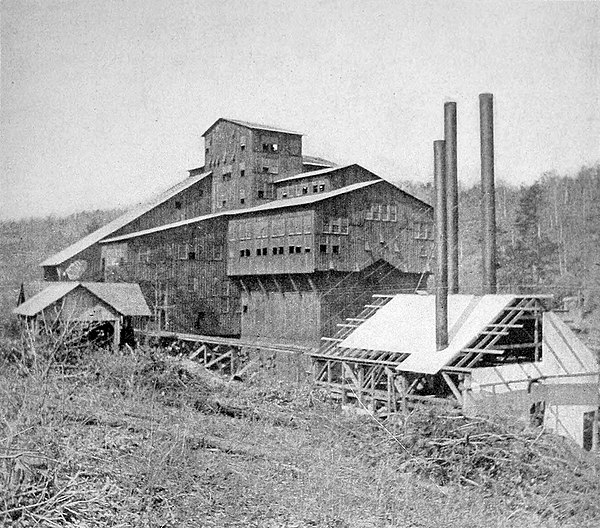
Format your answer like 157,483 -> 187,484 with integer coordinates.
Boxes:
40,171 -> 212,267
13,282 -> 151,317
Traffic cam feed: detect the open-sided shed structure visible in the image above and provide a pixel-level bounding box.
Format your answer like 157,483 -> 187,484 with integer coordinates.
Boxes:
311,293 -> 600,449
14,282 -> 151,349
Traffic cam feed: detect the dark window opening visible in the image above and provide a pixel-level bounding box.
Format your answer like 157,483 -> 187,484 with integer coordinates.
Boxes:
295,246 -> 302,254
241,144 -> 246,151
240,250 -> 245,258
199,189 -> 204,197
583,411 -> 598,451
245,249 -> 251,257
262,167 -> 269,173
197,311 -> 206,321
222,173 -> 232,181
243,305 -> 248,313
256,248 -> 261,256
262,247 -> 268,255
175,201 -> 182,209
319,184 -> 325,192
312,184 -> 318,193
240,198 -> 245,204
272,247 -> 278,255
240,170 -> 245,177
278,246 -> 284,255
332,245 -> 340,254
222,200 -> 227,207
305,247 -> 311,253
258,190 -> 265,199
188,251 -> 196,260
205,148 -> 209,155
282,192 -> 288,198
289,246 -> 295,254
320,244 -> 327,253
302,187 -> 308,195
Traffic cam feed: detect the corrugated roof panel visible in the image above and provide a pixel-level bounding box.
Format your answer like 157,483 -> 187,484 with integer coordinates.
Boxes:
302,155 -> 336,168
13,282 -> 80,316
82,282 -> 152,316
40,171 -> 212,266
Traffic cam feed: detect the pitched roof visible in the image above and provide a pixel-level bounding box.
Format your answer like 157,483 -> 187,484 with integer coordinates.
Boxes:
13,282 -> 151,317
274,165 -> 352,184
202,118 -> 302,137
337,294 -> 523,374
13,282 -> 80,317
81,282 -> 152,316
101,211 -> 226,244
302,155 -> 336,168
100,180 -> 384,243
40,171 -> 212,267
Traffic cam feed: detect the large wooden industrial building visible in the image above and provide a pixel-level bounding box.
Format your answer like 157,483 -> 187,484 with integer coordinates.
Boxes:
37,118 -> 434,346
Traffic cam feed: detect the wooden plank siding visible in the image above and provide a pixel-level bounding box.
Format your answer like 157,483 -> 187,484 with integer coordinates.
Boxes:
204,120 -> 303,212
101,216 -> 241,337
274,164 -> 379,200
226,180 -> 433,277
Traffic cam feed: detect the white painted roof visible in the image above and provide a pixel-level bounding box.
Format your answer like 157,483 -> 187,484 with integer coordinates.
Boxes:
338,294 -> 519,374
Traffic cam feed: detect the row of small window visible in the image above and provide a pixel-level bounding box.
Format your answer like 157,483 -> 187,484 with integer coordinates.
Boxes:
136,241 -> 223,263
239,246 -> 312,258
280,181 -> 327,198
413,222 -> 434,240
365,204 -> 399,222
231,215 -> 312,240
322,217 -> 349,234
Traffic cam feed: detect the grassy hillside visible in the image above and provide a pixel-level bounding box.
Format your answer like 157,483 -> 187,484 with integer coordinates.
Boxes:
1,344 -> 599,527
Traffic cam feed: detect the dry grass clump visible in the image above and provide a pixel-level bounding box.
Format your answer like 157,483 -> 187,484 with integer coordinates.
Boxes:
1,338 -> 599,527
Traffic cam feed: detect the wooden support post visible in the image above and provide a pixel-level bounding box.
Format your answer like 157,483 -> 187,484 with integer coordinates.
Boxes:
327,361 -> 332,384
112,318 -> 121,352
441,372 -> 463,404
357,366 -> 364,407
370,369 -> 376,411
341,370 -> 348,404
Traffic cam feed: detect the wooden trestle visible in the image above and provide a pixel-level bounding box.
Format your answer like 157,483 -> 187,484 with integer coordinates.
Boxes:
310,294 -> 547,415
137,329 -> 311,377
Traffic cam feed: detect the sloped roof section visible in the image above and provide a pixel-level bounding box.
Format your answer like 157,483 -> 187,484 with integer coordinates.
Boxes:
13,282 -> 151,318
302,155 -> 336,168
100,180 -> 385,242
202,118 -> 303,137
274,165 -> 352,184
40,171 -> 212,267
82,282 -> 151,316
338,294 -> 521,375
13,283 -> 80,317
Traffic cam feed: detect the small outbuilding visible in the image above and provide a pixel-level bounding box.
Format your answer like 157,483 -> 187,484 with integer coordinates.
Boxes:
13,282 -> 151,350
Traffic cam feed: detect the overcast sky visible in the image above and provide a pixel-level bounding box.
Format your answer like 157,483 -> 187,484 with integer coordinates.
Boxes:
1,0 -> 598,220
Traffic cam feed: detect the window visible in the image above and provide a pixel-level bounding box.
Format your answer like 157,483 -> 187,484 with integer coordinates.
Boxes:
295,246 -> 302,254
365,240 -> 372,252
372,205 -> 381,220
320,244 -> 327,253
305,247 -> 311,253
331,220 -> 340,233
282,191 -> 288,198
332,245 -> 340,254
240,198 -> 245,204
256,248 -> 262,256
188,250 -> 196,260
289,246 -> 295,254
193,277 -> 199,292
245,249 -> 250,257
175,201 -> 182,209
240,170 -> 245,177
262,143 -> 279,153
222,172 -> 232,181
243,305 -> 248,313
262,167 -> 269,173
302,186 -> 308,195
240,250 -> 245,258
382,205 -> 390,221
262,247 -> 268,256
258,190 -> 265,199
241,144 -> 246,152
272,247 -> 278,255
340,218 -> 349,234
278,246 -> 284,255
365,208 -> 373,221
312,184 -> 318,193
319,182 -> 325,192
205,148 -> 209,156
222,200 -> 227,207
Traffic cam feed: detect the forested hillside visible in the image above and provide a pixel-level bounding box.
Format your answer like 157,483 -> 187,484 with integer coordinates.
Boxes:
2,164 -> 599,338
0,209 -> 124,326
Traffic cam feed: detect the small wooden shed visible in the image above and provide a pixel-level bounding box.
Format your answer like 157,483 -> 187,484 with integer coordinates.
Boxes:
13,282 -> 151,349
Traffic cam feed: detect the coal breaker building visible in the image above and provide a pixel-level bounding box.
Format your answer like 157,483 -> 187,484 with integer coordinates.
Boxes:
38,118 -> 434,346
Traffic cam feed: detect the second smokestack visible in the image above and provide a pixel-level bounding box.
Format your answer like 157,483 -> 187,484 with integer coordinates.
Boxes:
480,93 -> 497,294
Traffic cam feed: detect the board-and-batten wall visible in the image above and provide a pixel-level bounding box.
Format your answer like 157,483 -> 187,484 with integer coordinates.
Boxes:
102,216 -> 241,337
